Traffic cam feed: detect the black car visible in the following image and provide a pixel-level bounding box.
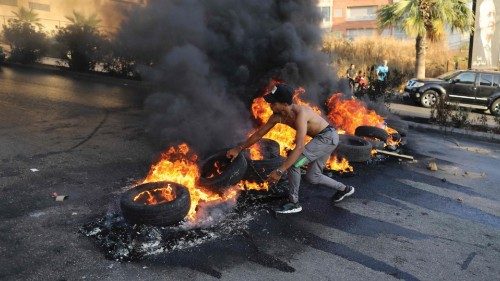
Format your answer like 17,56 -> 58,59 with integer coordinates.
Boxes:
404,69 -> 500,116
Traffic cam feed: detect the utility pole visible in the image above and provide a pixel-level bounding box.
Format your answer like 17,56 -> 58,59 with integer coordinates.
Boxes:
468,0 -> 477,69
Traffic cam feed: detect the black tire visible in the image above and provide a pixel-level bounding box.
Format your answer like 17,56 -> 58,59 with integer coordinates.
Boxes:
384,118 -> 408,137
198,150 -> 247,191
252,138 -> 280,159
489,98 -> 500,116
243,139 -> 283,183
336,134 -> 373,162
354,126 -> 389,142
244,156 -> 285,183
121,181 -> 191,226
421,90 -> 438,108
365,138 -> 385,149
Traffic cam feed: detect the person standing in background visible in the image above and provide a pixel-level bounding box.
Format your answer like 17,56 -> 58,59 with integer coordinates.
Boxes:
346,64 -> 356,94
375,60 -> 389,95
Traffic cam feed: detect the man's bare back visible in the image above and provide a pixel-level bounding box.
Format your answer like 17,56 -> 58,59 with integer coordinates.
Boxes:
270,104 -> 330,138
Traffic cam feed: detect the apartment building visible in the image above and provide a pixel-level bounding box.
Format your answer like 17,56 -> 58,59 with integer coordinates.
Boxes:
0,0 -> 144,31
318,0 -> 394,38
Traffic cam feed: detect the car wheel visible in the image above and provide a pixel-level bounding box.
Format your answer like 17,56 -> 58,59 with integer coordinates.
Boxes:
490,98 -> 500,116
421,90 -> 438,108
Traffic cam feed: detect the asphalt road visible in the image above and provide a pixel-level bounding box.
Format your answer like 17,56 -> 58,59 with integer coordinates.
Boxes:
388,102 -> 498,127
1,66 -> 499,281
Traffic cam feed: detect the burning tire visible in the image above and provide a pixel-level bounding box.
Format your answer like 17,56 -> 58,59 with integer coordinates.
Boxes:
385,118 -> 408,137
198,150 -> 247,191
120,181 -> 191,226
365,138 -> 385,150
336,135 -> 373,162
354,126 -> 389,142
253,138 -> 280,159
243,139 -> 284,183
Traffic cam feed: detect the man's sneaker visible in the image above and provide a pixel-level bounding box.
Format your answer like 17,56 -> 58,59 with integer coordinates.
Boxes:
275,202 -> 302,214
332,186 -> 355,203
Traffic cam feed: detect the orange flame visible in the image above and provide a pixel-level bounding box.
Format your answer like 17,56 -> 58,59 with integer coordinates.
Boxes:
142,143 -> 241,221
133,185 -> 176,205
248,143 -> 264,160
239,180 -> 270,191
326,93 -> 384,135
384,126 -> 401,147
326,155 -> 353,174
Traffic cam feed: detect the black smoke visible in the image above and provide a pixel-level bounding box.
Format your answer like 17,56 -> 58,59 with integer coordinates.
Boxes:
117,0 -> 338,153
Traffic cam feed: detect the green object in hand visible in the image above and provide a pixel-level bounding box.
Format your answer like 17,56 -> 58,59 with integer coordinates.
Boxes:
293,155 -> 309,168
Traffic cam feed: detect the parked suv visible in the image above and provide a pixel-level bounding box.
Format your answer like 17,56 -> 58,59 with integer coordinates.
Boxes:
404,69 -> 500,116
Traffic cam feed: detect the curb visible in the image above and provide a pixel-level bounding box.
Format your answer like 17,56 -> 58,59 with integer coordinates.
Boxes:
406,121 -> 500,143
1,61 -> 149,88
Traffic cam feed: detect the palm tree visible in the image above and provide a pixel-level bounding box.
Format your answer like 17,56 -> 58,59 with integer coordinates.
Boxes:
12,7 -> 42,27
377,0 -> 474,79
65,11 -> 101,29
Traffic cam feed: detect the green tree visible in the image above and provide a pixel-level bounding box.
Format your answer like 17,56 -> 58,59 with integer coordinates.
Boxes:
55,11 -> 104,71
2,7 -> 48,64
377,0 -> 474,78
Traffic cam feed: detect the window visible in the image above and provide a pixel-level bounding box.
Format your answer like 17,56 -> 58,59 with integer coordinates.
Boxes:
454,72 -> 476,84
480,74 -> 493,86
319,6 -> 331,23
29,2 -> 50,11
0,0 -> 17,6
346,28 -> 375,38
346,6 -> 377,21
493,75 -> 500,87
333,9 -> 342,18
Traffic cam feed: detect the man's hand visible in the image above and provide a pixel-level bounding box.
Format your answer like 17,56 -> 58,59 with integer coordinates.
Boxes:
267,169 -> 283,185
226,146 -> 242,161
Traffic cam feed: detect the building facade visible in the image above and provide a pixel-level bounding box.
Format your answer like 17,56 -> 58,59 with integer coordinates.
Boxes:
318,0 -> 395,38
0,0 -> 144,32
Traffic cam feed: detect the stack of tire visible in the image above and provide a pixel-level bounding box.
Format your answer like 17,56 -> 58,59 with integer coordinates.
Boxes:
335,134 -> 373,163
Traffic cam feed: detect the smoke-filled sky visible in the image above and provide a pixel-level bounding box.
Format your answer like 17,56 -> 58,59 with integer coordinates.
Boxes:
116,0 -> 339,154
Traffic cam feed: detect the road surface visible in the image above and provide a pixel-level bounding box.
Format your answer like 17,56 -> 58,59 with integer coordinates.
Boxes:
1,66 -> 499,281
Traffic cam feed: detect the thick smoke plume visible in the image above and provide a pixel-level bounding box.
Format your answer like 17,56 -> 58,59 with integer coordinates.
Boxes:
117,0 -> 338,153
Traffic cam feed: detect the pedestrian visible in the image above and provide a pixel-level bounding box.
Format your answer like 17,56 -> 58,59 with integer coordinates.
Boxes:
346,64 -> 356,93
226,84 -> 355,214
354,70 -> 368,92
375,60 -> 389,95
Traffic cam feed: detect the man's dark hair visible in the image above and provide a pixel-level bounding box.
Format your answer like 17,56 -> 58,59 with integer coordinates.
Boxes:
264,84 -> 294,105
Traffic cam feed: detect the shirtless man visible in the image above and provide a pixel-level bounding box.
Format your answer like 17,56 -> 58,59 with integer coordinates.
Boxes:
227,84 -> 355,214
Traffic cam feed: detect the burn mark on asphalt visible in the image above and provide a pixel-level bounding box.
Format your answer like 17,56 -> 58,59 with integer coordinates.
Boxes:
301,199 -> 430,240
460,252 -> 477,270
67,109 -> 109,151
289,229 -> 420,281
241,231 -> 295,273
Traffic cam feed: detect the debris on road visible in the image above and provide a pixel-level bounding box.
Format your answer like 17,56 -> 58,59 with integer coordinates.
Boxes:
427,161 -> 438,171
30,168 -> 39,172
52,192 -> 68,201
375,149 -> 414,160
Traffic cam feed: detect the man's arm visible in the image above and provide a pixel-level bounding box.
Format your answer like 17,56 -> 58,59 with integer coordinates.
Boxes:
266,110 -> 307,184
280,110 -> 307,170
226,114 -> 280,159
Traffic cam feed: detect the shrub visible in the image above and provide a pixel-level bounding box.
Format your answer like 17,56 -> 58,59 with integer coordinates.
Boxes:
322,36 -> 466,91
0,47 -> 5,63
54,11 -> 105,72
101,43 -> 141,79
430,99 -> 471,129
2,8 -> 48,64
